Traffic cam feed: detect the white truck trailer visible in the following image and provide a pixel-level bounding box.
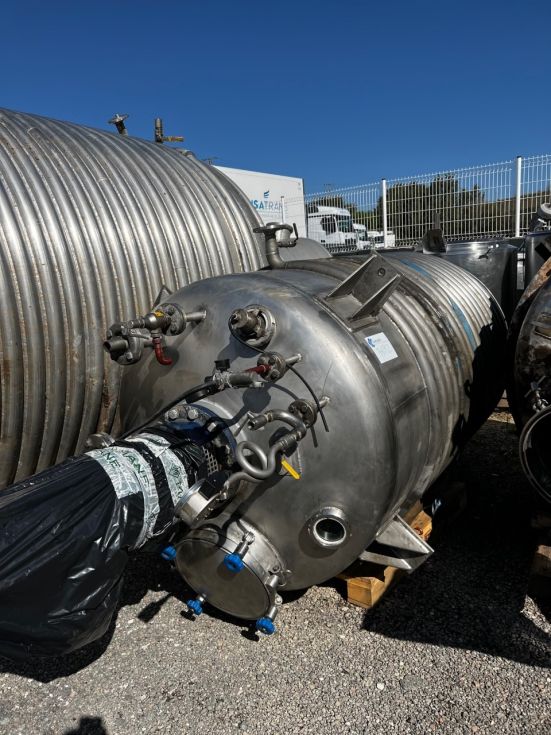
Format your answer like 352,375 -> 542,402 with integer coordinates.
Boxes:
216,166 -> 307,237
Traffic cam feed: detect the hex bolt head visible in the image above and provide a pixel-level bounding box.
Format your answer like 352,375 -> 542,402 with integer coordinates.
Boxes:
167,408 -> 179,420
165,305 -> 175,315
187,407 -> 199,420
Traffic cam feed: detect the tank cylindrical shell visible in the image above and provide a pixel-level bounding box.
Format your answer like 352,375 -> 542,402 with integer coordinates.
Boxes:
0,108 -> 263,487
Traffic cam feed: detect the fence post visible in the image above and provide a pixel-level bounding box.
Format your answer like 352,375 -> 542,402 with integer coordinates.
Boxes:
514,156 -> 522,237
381,179 -> 388,246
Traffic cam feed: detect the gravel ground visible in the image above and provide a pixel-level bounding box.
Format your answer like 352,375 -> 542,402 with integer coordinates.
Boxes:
1,411 -> 550,735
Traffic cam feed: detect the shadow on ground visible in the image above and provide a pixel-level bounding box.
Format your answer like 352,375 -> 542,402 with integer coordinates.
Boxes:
62,716 -> 109,734
0,548 -> 190,682
356,416 -> 551,668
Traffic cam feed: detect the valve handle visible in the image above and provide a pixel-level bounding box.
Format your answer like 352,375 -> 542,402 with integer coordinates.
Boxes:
161,545 -> 177,561
186,598 -> 204,616
223,552 -> 245,574
255,617 -> 276,635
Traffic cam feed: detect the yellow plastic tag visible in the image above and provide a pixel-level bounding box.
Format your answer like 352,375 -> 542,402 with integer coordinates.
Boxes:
281,459 -> 300,480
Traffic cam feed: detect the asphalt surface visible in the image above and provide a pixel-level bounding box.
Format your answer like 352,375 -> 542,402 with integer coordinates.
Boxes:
1,412 -> 550,735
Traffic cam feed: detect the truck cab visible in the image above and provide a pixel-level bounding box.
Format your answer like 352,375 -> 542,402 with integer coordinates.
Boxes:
307,206 -> 358,252
367,229 -> 397,248
353,223 -> 370,249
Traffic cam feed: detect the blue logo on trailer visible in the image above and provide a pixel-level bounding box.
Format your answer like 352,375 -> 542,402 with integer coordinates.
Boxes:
250,190 -> 282,213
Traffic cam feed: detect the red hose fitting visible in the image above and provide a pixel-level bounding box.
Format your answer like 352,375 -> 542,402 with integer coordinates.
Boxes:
152,336 -> 173,366
245,364 -> 270,376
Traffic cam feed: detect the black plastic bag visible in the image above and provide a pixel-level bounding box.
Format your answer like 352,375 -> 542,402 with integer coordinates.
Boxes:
0,428 -> 201,660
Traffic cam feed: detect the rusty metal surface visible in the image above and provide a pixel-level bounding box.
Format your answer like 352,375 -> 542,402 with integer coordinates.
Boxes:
0,107 -> 264,487
513,274 -> 551,422
507,257 -> 551,424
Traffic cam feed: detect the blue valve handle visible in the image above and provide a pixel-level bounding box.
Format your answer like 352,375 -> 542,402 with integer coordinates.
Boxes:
186,598 -> 204,616
255,617 -> 276,635
223,552 -> 245,573
161,545 -> 177,561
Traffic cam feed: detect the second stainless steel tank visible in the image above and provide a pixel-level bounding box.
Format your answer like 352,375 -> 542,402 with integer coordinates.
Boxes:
0,107 -> 264,487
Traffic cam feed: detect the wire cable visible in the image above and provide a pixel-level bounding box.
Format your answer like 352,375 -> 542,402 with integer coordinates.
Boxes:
287,364 -> 329,432
118,380 -> 218,440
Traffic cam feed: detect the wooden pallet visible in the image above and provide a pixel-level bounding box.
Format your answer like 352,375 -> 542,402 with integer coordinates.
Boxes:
337,502 -> 433,610
527,513 -> 551,602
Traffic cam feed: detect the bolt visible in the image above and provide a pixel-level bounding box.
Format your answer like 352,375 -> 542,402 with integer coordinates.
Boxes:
167,408 -> 179,420
270,370 -> 281,380
187,407 -> 199,420
125,351 -> 133,361
377,267 -> 386,277
165,305 -> 175,315
170,325 -> 178,333
120,326 -> 128,336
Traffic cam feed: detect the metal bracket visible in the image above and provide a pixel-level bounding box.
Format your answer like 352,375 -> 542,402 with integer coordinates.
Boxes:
324,253 -> 402,329
358,515 -> 433,572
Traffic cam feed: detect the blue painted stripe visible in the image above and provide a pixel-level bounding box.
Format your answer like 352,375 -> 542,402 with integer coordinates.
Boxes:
450,301 -> 477,351
398,258 -> 435,281
400,257 -> 477,350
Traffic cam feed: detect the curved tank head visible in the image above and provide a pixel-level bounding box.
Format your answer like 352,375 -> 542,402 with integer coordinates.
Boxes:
509,260 -> 551,505
116,240 -> 507,627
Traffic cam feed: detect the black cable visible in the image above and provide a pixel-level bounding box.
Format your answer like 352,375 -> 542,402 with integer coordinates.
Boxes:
239,339 -> 330,433
287,364 -> 329,432
118,353 -> 329,440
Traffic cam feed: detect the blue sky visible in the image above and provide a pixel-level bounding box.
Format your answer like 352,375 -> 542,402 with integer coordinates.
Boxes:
2,0 -> 549,192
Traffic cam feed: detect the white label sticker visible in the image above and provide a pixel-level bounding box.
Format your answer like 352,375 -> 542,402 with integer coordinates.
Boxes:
365,332 -> 398,364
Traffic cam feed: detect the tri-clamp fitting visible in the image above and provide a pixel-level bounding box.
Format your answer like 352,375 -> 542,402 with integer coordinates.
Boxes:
254,352 -> 301,382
